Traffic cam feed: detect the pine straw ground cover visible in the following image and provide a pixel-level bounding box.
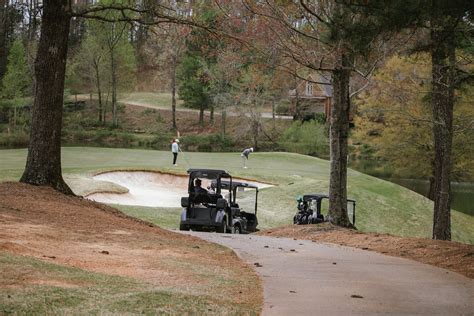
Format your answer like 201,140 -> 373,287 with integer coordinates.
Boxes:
258,223 -> 474,279
0,182 -> 262,315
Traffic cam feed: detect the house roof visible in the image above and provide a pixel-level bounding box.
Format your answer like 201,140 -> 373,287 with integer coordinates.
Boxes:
312,73 -> 332,97
289,72 -> 333,98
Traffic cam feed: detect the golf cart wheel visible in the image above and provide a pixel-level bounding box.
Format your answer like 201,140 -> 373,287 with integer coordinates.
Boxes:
217,217 -> 227,233
233,225 -> 241,234
179,224 -> 188,231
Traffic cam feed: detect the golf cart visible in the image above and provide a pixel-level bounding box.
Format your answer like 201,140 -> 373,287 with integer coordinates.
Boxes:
293,194 -> 356,225
179,169 -> 259,234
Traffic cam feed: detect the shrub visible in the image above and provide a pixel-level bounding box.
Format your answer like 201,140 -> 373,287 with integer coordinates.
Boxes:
0,131 -> 29,148
181,134 -> 235,152
275,100 -> 291,115
278,120 -> 329,158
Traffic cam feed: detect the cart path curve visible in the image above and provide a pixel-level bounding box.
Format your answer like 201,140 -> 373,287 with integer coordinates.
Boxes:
180,232 -> 473,315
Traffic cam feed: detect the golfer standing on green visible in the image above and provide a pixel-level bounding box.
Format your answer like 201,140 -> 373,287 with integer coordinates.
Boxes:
171,139 -> 179,166
241,147 -> 253,169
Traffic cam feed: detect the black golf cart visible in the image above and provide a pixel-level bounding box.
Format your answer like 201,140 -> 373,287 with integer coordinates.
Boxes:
179,169 -> 259,234
293,194 -> 356,225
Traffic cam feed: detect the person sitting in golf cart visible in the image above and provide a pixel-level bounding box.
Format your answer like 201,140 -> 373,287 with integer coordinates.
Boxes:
192,178 -> 211,205
194,179 -> 208,194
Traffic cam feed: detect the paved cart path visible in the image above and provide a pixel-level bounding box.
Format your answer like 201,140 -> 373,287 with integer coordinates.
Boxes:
181,232 -> 473,315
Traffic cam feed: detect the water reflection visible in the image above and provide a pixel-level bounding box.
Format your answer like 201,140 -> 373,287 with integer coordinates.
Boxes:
386,178 -> 474,216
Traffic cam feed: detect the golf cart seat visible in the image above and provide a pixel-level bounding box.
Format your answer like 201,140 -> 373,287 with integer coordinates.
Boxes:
192,193 -> 211,205
208,193 -> 223,204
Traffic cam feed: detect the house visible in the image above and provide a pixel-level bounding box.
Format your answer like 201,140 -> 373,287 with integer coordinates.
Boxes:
288,73 -> 332,121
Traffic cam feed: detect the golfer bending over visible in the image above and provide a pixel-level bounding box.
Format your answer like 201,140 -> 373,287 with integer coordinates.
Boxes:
241,147 -> 253,168
171,138 -> 179,166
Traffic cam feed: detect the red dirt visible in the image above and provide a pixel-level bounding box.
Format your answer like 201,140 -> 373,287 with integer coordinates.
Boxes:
0,182 -> 262,309
258,223 -> 474,279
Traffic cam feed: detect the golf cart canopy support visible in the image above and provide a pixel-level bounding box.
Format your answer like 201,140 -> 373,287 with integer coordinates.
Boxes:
187,169 -> 231,179
217,180 -> 259,216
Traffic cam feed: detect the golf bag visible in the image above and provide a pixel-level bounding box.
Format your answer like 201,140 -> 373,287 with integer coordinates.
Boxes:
293,200 -> 324,225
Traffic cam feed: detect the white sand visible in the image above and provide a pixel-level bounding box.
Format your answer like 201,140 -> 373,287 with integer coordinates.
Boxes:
86,171 -> 188,207
86,171 -> 272,208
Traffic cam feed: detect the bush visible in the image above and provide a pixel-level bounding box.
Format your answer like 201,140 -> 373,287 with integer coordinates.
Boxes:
0,131 -> 29,148
278,120 -> 329,158
275,100 -> 291,115
181,134 -> 235,152
62,128 -> 140,148
149,134 -> 174,150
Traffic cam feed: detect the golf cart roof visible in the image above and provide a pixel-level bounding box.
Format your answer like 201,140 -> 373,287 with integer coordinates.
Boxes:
303,194 -> 356,203
187,169 -> 231,179
220,180 -> 258,190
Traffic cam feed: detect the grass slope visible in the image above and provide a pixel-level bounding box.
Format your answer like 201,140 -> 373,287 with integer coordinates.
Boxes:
1,147 -> 473,244
0,253 -> 257,315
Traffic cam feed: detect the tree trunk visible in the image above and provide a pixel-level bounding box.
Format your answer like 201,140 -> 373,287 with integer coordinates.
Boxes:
111,46 -> 117,127
252,124 -> 259,150
199,104 -> 204,126
0,0 -> 9,78
328,53 -> 351,227
104,88 -> 110,125
431,15 -> 454,241
428,175 -> 436,201
29,0 -> 39,42
221,108 -> 226,137
293,74 -> 300,120
210,105 -> 214,124
20,0 -> 73,195
12,106 -> 16,131
171,56 -> 177,129
271,97 -> 276,130
94,61 -> 103,123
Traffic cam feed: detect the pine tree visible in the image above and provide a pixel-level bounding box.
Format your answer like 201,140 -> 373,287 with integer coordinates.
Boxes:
347,0 -> 472,240
177,3 -> 221,126
1,38 -> 31,99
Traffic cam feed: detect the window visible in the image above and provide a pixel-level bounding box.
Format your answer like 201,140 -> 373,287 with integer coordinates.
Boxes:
306,82 -> 313,96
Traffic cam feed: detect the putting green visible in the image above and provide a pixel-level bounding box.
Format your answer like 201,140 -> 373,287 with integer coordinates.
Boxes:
1,147 -> 473,244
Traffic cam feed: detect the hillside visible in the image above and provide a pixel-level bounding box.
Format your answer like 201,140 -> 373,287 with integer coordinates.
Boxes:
0,182 -> 262,314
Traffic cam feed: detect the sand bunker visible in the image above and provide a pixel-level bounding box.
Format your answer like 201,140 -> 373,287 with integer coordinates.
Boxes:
86,171 -> 272,208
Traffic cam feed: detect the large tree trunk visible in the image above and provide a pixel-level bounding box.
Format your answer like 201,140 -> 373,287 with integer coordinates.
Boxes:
328,53 -> 352,227
20,0 -> 73,195
430,15 -> 455,241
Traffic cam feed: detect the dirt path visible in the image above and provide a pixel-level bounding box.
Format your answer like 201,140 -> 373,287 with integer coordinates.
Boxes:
182,231 -> 474,315
122,99 -> 293,120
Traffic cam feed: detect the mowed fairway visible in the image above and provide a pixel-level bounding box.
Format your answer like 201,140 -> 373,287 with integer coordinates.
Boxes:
1,147 -> 473,244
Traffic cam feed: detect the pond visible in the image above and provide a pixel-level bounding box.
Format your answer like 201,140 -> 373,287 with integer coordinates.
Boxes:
386,178 -> 474,216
